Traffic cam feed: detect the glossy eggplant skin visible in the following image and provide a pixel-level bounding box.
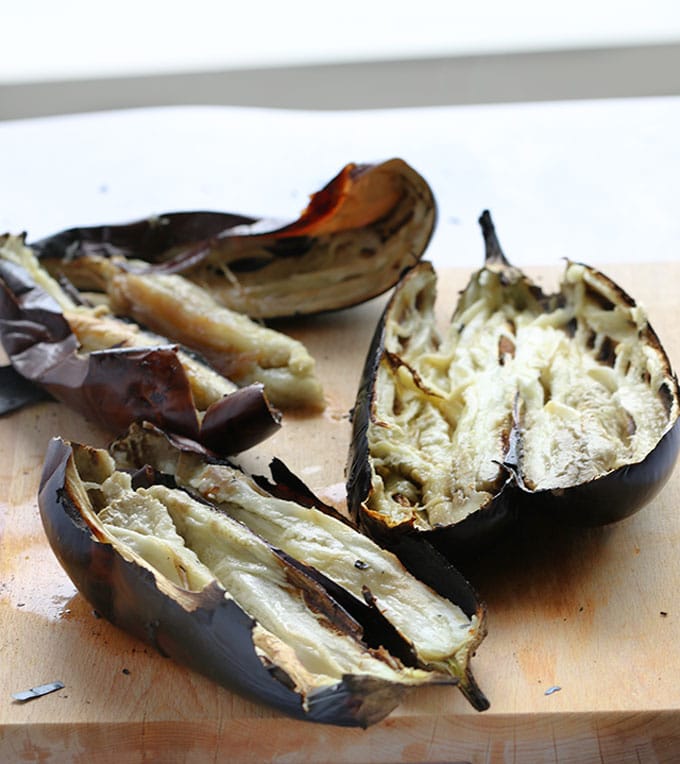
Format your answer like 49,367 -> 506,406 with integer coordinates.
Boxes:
30,159 -> 436,319
38,433 -> 488,725
347,213 -> 680,559
0,257 -> 280,455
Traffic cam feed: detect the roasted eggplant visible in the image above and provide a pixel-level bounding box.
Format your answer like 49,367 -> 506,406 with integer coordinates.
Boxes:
347,211 -> 680,556
30,158 -> 436,319
0,234 -> 324,411
0,235 -> 280,454
38,423 -> 488,726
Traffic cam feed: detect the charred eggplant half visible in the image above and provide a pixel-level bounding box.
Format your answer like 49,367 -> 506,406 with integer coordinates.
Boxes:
38,424 -> 488,727
0,234 -> 324,411
0,235 -> 280,454
31,158 -> 436,319
347,211 -> 680,555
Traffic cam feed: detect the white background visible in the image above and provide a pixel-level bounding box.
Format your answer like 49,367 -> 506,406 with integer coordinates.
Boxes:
4,0 -> 680,82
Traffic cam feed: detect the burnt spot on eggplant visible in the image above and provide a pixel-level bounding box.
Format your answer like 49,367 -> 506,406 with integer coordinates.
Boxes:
38,425 -> 489,726
30,159 -> 436,319
222,255 -> 274,274
264,236 -> 315,259
348,211 -> 680,558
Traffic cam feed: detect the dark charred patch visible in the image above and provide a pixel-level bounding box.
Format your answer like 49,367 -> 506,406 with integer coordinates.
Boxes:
549,291 -> 567,310
563,317 -> 578,338
414,287 -> 430,313
374,202 -> 413,241
281,556 -> 364,641
391,493 -> 412,507
384,351 -> 440,399
224,255 -> 275,273
265,236 -> 314,259
130,465 -> 177,490
585,285 -> 616,311
279,549 -> 419,667
261,660 -> 297,691
596,336 -> 618,366
659,381 -> 676,417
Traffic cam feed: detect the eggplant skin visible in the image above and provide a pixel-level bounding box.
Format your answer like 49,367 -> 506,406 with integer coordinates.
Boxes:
347,214 -> 680,558
37,438 -> 407,727
30,159 -> 436,319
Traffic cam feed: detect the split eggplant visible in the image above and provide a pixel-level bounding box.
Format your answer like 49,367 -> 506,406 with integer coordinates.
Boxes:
0,235 -> 280,455
30,158 -> 436,319
38,423 -> 488,727
347,211 -> 680,556
0,234 -> 324,411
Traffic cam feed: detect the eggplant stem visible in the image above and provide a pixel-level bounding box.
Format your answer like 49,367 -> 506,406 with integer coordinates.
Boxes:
478,210 -> 510,267
460,669 -> 491,712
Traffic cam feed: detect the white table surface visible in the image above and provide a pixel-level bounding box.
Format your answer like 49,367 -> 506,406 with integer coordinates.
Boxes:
1,97 -> 679,271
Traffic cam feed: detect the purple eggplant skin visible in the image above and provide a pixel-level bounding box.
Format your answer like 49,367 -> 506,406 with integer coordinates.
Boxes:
31,211 -> 256,265
510,419 -> 680,528
0,257 -> 281,455
347,212 -> 680,561
38,437 -> 417,728
30,159 -> 437,319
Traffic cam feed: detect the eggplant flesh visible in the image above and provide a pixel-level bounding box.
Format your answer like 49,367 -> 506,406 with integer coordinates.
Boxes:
84,256 -> 324,410
30,159 -> 436,319
110,423 -> 486,687
38,426 -> 488,726
349,212 -> 680,544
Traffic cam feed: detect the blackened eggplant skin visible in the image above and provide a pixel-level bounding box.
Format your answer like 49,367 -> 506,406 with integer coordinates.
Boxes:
38,432 -> 489,726
347,211 -> 680,558
0,256 -> 280,455
30,159 -> 436,319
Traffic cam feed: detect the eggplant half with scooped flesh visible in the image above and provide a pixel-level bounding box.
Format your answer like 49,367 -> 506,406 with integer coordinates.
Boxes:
38,423 -> 488,727
347,211 -> 680,556
30,158 -> 436,319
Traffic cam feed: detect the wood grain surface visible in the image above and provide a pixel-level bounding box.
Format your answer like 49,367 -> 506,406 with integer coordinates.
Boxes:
1,262 -> 679,764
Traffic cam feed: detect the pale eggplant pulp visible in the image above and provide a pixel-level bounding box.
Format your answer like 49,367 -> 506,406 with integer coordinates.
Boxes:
30,159 -> 436,319
38,430 -> 488,727
347,214 -> 680,558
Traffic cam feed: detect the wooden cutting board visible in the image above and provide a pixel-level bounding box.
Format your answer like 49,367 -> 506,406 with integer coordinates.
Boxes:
1,262 -> 679,764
